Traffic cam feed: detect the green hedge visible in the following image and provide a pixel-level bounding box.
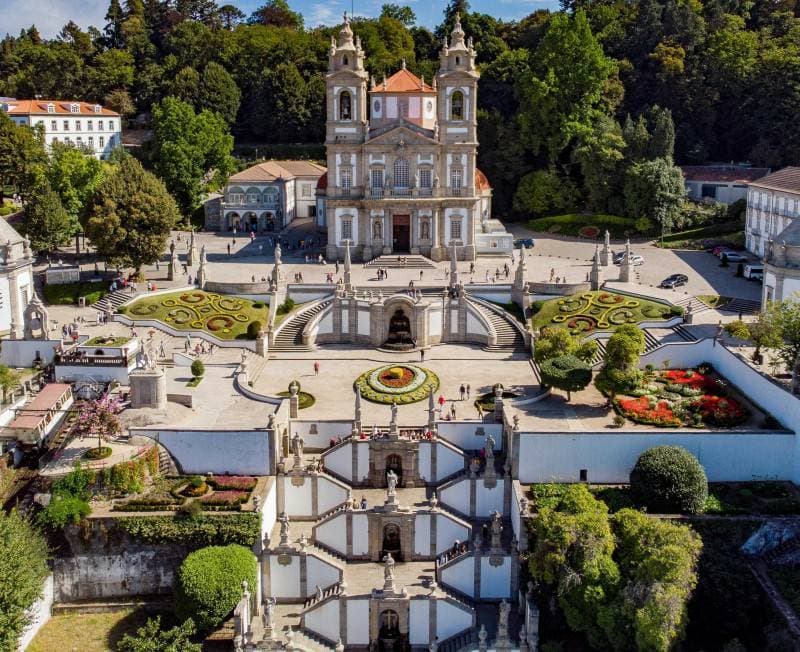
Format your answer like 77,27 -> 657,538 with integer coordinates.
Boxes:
527,213 -> 636,238
539,354 -> 593,399
117,513 -> 260,547
630,446 -> 708,514
175,544 -> 258,631
657,221 -> 742,248
43,280 -> 107,305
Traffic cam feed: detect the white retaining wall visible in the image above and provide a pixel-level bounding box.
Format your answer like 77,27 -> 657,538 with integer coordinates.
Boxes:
0,339 -> 60,367
440,556 -> 473,596
262,478 -> 277,547
436,422 -> 503,452
346,599 -> 370,645
480,556 -> 512,598
267,555 -> 301,599
435,513 -> 470,555
316,513 -> 347,555
18,574 -> 53,651
305,598 -> 340,642
414,514 -> 431,556
307,554 -> 341,592
131,428 -> 271,475
409,599 -> 430,646
352,513 -> 369,555
436,600 -> 474,641
291,421 -> 352,450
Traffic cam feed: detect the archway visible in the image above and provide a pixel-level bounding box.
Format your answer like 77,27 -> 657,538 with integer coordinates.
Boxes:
382,523 -> 402,562
244,211 -> 258,231
378,610 -> 402,652
386,454 -> 402,487
385,308 -> 412,350
226,212 -> 241,231
264,212 -> 276,232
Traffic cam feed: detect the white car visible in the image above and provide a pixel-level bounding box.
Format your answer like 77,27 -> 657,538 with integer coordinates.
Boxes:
721,252 -> 748,263
614,253 -> 644,266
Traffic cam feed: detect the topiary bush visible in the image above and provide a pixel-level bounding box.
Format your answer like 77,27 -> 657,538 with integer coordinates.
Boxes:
246,321 -> 262,338
630,446 -> 708,514
539,354 -> 592,400
190,359 -> 204,378
174,544 -> 257,631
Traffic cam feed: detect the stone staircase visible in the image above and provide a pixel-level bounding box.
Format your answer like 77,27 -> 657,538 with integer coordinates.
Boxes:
673,295 -> 711,316
721,297 -> 762,315
157,445 -> 176,475
271,300 -> 331,353
366,254 -> 436,269
470,300 -> 527,354
93,288 -> 135,312
286,627 -> 336,651
672,324 -> 698,342
643,329 -> 661,353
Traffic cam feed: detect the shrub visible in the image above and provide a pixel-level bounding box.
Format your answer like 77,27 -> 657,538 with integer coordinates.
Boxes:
38,495 -> 91,527
630,446 -> 708,514
52,462 -> 95,500
117,616 -> 201,652
276,297 -> 295,315
190,359 -> 204,378
117,513 -> 260,547
208,476 -> 257,491
246,320 -> 262,338
539,355 -> 592,400
252,302 -> 265,309
635,216 -> 655,234
174,544 -> 258,631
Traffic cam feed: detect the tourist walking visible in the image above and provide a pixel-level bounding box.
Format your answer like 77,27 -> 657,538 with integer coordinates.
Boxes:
467,384 -> 471,398
420,348 -> 425,362
459,384 -> 466,401
227,243 -> 231,255
314,361 -> 320,376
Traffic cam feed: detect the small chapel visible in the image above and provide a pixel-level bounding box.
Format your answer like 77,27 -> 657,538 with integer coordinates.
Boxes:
319,15 -> 510,263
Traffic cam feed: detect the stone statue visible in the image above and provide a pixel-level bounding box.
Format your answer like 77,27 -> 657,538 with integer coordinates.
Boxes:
373,220 -> 382,239
497,599 -> 511,640
278,511 -> 290,546
485,433 -> 495,459
384,553 -> 395,580
386,469 -> 398,494
490,511 -> 503,549
274,242 -> 282,265
604,229 -> 610,249
390,400 -> 398,425
262,597 -> 276,636
292,432 -> 304,458
421,219 -> 430,240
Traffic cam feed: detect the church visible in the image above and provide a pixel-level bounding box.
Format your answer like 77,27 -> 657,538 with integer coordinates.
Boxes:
319,15 -> 510,263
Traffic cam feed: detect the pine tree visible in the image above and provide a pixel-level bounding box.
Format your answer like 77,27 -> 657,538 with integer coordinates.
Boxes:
24,179 -> 74,252
104,0 -> 124,48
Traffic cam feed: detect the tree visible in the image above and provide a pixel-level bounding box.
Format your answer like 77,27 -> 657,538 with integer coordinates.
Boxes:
770,299 -> 800,394
0,365 -> 21,404
516,10 -> 617,165
175,544 -> 258,631
248,0 -> 303,30
724,311 -> 782,363
381,4 -> 417,27
217,4 -> 246,29
24,178 -> 74,252
86,156 -> 180,271
104,89 -> 136,118
89,49 -> 135,99
595,324 -> 645,400
191,359 -> 204,378
150,97 -> 234,215
534,327 -> 597,363
647,105 -> 676,160
630,446 -> 709,514
117,616 -> 201,652
623,158 -> 685,232
197,62 -> 241,124
512,169 -> 578,216
77,394 -> 123,455
44,141 -> 106,229
573,115 -> 626,213
539,354 -> 593,400
0,511 -> 49,651
0,111 -> 46,202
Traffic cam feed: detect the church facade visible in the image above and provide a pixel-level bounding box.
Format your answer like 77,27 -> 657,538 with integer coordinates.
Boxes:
320,16 -> 499,263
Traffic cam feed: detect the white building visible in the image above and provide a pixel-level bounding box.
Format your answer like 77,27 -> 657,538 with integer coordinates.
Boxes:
205,160 -> 326,232
745,167 -> 800,258
0,219 -> 35,338
1,99 -> 122,160
681,165 -> 769,205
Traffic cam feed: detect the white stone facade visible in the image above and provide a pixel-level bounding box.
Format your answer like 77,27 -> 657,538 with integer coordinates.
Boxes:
2,99 -> 121,160
0,221 -> 35,338
745,167 -> 800,258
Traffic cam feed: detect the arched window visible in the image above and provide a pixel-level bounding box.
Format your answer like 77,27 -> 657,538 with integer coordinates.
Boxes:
343,55 -> 349,66
393,158 -> 409,188
450,90 -> 464,120
339,91 -> 352,120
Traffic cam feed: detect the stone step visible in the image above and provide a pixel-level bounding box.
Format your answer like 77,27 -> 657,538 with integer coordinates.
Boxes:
366,255 -> 437,269
721,297 -> 762,315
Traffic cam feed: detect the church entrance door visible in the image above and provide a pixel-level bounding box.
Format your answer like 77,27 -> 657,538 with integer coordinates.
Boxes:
392,215 -> 410,252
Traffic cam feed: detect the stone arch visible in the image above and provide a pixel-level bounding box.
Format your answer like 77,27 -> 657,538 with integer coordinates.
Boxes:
382,296 -> 417,348
339,90 -> 352,120
226,212 -> 241,230
450,90 -> 464,120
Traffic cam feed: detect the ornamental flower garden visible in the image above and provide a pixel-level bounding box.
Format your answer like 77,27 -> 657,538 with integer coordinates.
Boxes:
532,291 -> 681,336
121,290 -> 268,340
355,364 -> 440,404
614,365 -> 756,429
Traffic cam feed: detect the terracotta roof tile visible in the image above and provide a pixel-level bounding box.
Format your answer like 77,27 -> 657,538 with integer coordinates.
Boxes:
749,167 -> 800,194
681,166 -> 770,184
475,168 -> 491,191
373,68 -> 435,94
8,384 -> 71,431
228,160 -> 326,183
2,99 -> 119,116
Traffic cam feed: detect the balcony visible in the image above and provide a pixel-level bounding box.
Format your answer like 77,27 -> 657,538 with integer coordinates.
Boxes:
55,352 -> 133,367
221,200 -> 280,211
326,186 -> 474,200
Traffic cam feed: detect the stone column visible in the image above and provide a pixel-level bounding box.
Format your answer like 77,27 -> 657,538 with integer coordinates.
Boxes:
493,384 -> 504,422
589,245 -> 604,291
619,238 -> 633,283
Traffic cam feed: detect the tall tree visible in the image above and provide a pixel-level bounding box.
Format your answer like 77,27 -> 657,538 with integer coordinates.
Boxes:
86,156 -> 179,271
24,178 -> 75,252
217,5 -> 246,29
150,96 -> 234,214
45,142 -> 106,229
104,0 -> 125,48
623,158 -> 686,232
248,0 -> 303,30
0,112 -> 46,202
197,61 -> 241,124
380,4 -> 417,27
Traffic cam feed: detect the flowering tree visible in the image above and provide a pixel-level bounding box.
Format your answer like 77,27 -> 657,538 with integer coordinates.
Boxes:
78,395 -> 123,454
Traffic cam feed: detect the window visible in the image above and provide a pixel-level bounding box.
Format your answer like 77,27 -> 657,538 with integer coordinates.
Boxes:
393,158 -> 409,188
579,469 -> 588,482
98,120 -> 104,131
87,120 -> 93,131
50,120 -> 57,131
94,104 -> 101,113
451,219 -> 462,240
63,120 -> 70,131
450,167 -> 463,190
340,167 -> 352,190
20,287 -> 29,307
419,169 -> 432,188
109,120 -> 114,130
246,191 -> 259,203
46,103 -> 55,113
69,103 -> 79,113
228,192 -> 243,204
342,218 -> 352,240
99,136 -> 105,147
75,120 -> 81,131
301,184 -> 312,198
701,184 -> 718,199
371,169 -> 384,188
450,90 -> 464,120
88,136 -> 94,147
76,136 -> 82,144
339,91 -> 352,120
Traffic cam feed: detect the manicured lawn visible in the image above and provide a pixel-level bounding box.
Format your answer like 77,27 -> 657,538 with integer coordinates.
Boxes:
657,222 -> 742,249
84,336 -> 131,347
120,290 -> 268,340
697,294 -> 732,309
526,213 -> 637,239
532,290 -> 678,335
43,280 -> 107,305
27,608 -> 151,652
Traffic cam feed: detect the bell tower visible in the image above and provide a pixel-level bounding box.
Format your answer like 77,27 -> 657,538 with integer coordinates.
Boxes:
436,14 -> 479,146
326,14 -> 369,144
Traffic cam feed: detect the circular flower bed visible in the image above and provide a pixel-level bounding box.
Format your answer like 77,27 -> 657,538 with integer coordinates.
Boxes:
355,364 -> 440,404
207,315 -> 235,331
276,390 -> 316,409
578,225 -> 601,239
180,292 -> 206,304
84,446 -> 112,460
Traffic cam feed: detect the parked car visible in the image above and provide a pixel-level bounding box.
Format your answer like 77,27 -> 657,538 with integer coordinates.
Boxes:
744,264 -> 764,281
612,251 -> 626,264
721,252 -> 749,263
514,238 -> 535,249
660,273 -> 688,289
614,253 -> 645,266
714,247 -> 735,258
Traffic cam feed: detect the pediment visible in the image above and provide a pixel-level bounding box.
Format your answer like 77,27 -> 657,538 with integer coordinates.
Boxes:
367,124 -> 437,147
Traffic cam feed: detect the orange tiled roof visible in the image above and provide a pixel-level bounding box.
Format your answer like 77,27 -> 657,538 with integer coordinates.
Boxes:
2,99 -> 119,116
8,383 -> 71,431
316,171 -> 328,190
476,168 -> 491,191
229,160 -> 326,183
373,68 -> 435,94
